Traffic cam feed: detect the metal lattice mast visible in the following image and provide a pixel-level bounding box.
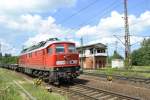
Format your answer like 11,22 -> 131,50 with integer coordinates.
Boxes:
115,41 -> 118,52
0,43 -> 1,53
0,42 -> 1,55
80,37 -> 84,70
124,0 -> 131,67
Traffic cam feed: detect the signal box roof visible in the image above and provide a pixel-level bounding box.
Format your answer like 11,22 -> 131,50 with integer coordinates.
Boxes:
77,43 -> 107,50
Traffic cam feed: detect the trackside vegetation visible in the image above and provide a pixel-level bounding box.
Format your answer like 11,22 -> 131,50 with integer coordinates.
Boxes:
132,38 -> 150,66
0,68 -> 67,100
107,38 -> 150,67
0,53 -> 18,64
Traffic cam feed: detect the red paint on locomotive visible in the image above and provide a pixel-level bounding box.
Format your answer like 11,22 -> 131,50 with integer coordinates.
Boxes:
19,41 -> 80,70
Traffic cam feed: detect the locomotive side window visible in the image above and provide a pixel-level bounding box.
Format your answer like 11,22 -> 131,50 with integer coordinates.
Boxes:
29,53 -> 32,58
56,45 -> 64,53
68,45 -> 76,53
35,51 -> 37,56
43,50 -> 45,55
47,48 -> 52,54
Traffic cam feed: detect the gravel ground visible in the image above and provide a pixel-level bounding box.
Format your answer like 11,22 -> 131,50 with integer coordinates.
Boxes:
78,75 -> 150,100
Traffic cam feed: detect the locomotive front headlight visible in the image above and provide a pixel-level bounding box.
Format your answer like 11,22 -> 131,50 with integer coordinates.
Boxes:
69,60 -> 77,64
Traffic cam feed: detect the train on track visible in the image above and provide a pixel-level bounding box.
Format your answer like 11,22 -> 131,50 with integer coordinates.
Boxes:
2,38 -> 80,85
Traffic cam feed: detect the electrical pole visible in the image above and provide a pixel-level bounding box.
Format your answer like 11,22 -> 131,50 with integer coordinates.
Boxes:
0,43 -> 1,53
80,37 -> 84,71
0,42 -> 2,57
0,43 -> 2,65
106,43 -> 109,67
124,0 -> 131,68
115,41 -> 118,52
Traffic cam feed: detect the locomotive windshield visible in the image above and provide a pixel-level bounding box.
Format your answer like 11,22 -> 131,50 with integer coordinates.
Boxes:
68,44 -> 76,53
56,45 -> 64,53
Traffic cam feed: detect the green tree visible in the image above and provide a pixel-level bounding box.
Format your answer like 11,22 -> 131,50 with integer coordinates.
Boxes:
0,52 -> 2,64
108,51 -> 123,66
132,38 -> 150,66
111,50 -> 123,59
0,53 -> 18,64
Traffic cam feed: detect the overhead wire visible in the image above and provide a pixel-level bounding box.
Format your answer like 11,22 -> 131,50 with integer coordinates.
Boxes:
76,0 -> 121,28
60,0 -> 148,51
60,0 -> 99,24
63,0 -> 121,39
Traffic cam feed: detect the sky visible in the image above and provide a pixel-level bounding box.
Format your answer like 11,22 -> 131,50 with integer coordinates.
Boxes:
0,0 -> 150,56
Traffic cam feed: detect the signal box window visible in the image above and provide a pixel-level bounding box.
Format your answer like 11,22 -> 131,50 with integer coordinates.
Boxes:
68,45 -> 76,53
56,45 -> 64,53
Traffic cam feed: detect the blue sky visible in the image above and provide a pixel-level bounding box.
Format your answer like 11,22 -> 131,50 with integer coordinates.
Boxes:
0,0 -> 150,56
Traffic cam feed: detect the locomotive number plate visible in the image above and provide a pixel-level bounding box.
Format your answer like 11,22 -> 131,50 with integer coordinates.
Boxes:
56,61 -> 65,65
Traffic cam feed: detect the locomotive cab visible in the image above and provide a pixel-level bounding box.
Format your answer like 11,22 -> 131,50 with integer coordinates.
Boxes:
47,42 -> 80,83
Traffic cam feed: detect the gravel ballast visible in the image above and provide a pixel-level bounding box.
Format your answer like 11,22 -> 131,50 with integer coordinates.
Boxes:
78,75 -> 150,100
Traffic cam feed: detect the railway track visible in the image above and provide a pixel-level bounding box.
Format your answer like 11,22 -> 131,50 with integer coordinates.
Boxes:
0,65 -> 142,100
2,67 -> 141,100
83,72 -> 150,84
49,83 -> 140,100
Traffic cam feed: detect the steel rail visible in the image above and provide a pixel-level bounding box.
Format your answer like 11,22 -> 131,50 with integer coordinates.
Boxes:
74,84 -> 140,100
49,83 -> 140,100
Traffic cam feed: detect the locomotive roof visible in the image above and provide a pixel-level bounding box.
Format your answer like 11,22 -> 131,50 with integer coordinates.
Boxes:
20,38 -> 74,55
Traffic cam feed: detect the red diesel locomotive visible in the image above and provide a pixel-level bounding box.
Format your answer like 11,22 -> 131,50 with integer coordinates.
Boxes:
18,38 -> 80,84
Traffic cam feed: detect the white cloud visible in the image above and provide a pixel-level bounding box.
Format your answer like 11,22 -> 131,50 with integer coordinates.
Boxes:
0,39 -> 18,55
129,11 -> 150,32
0,14 -> 78,48
76,11 -> 150,45
75,11 -> 150,56
76,11 -> 124,37
18,15 -> 67,47
1,10 -> 150,56
0,14 -> 58,32
0,0 -> 76,14
0,0 -> 77,55
24,33 -> 63,47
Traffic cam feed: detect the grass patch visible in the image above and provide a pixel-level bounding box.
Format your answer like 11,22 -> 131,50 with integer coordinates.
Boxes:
0,84 -> 22,100
0,68 -> 67,100
22,83 -> 67,100
0,69 -> 23,100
